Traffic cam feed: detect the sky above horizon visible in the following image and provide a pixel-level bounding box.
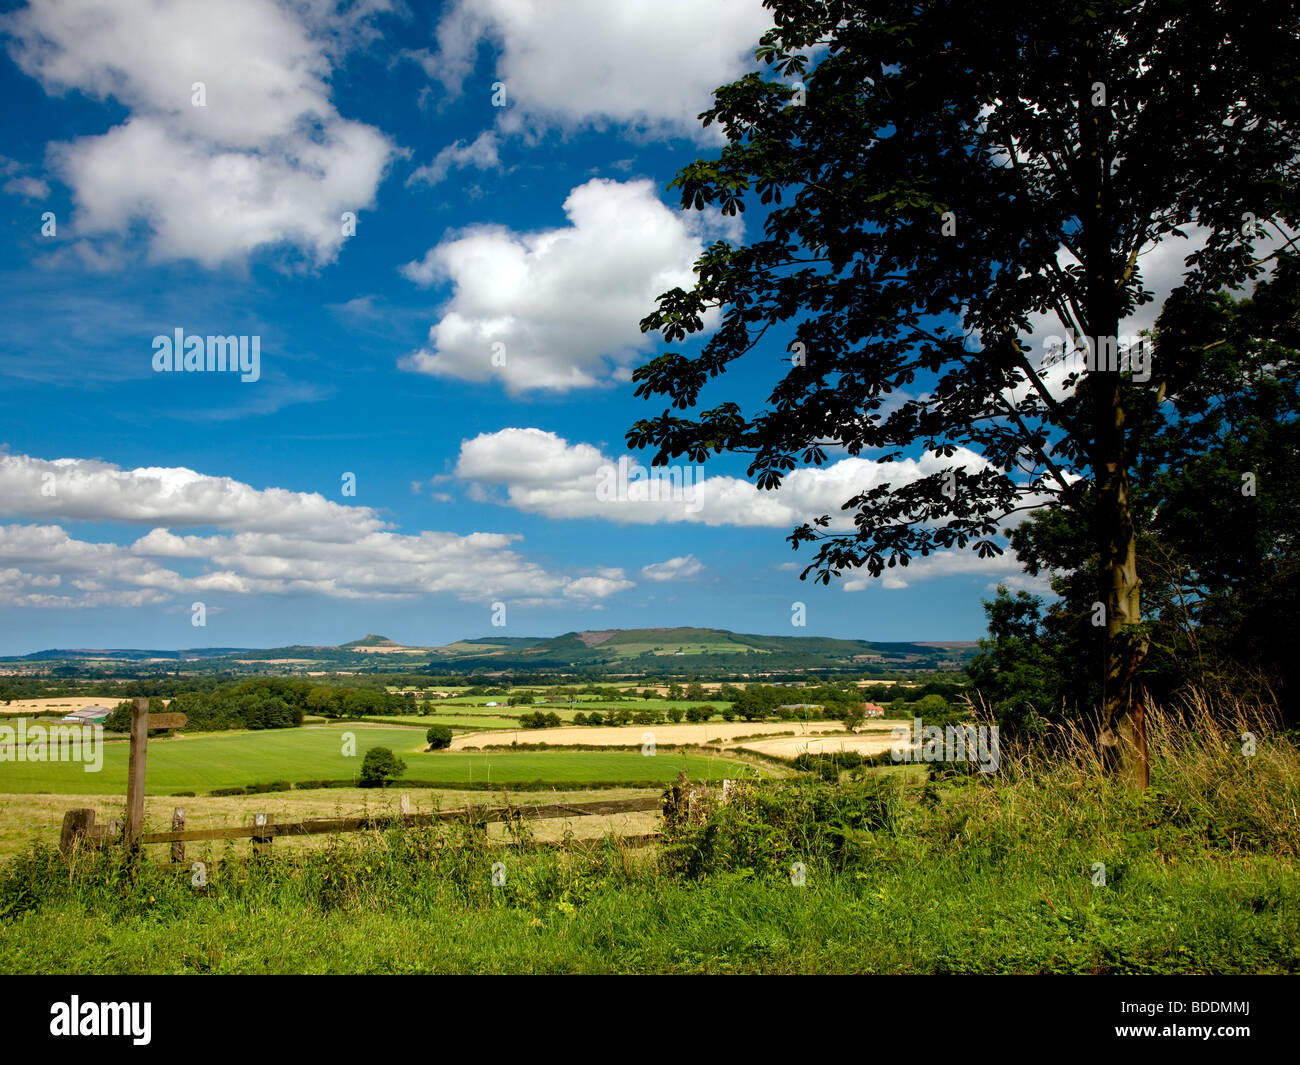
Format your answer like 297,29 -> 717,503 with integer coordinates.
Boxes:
0,0 -> 1076,654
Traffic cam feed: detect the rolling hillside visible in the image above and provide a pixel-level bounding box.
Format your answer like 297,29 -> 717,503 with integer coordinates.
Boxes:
0,627 -> 976,675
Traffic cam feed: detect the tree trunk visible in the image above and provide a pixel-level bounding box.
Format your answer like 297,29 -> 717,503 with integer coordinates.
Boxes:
1090,348 -> 1149,788
1079,50 -> 1149,789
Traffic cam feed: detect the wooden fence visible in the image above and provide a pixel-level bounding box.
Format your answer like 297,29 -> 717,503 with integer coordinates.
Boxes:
59,794 -> 666,859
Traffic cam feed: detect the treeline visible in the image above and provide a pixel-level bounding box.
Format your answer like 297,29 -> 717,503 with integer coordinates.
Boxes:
554,682 -> 969,726
1,672 -> 411,704
413,660 -> 939,681
105,679 -> 413,733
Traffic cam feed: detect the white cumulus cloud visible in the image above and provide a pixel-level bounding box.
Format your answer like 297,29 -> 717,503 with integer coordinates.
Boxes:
407,130 -> 501,187
641,555 -> 704,582
4,0 -> 397,268
399,178 -> 727,391
0,452 -> 632,609
430,0 -> 772,139
454,427 -> 996,529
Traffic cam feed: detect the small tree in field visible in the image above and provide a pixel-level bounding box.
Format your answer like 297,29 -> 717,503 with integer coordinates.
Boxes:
359,746 -> 405,788
425,725 -> 453,750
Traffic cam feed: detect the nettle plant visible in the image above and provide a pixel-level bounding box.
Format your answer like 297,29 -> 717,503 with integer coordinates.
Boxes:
627,0 -> 1300,785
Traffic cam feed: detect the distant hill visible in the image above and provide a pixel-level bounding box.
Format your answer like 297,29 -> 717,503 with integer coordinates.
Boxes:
3,647 -> 253,662
0,627 -> 977,675
339,634 -> 401,648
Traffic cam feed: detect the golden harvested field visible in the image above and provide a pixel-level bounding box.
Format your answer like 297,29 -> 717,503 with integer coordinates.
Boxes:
0,696 -> 167,716
448,720 -> 849,750
733,730 -> 903,760
0,786 -> 661,858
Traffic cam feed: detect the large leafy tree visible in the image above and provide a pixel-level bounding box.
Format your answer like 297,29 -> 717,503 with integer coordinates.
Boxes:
628,0 -> 1300,785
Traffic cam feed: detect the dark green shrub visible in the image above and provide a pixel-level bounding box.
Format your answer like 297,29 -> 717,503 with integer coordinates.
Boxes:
245,781 -> 292,794
359,747 -> 406,788
426,725 -> 453,749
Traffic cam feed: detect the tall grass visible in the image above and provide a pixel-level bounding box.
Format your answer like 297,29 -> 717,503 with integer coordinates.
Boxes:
983,694 -> 1300,857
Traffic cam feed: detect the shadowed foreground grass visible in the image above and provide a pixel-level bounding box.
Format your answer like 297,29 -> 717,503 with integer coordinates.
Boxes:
1,700 -> 1297,974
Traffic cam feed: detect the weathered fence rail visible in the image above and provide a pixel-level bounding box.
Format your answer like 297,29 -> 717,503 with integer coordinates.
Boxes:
60,794 -> 664,856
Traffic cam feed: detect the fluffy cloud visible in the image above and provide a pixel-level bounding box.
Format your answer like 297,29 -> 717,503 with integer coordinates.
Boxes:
399,178 -> 727,391
0,453 -> 385,538
0,524 -> 180,608
563,570 -> 635,598
430,0 -> 772,139
842,548 -> 1049,593
641,555 -> 704,582
4,0 -> 396,268
0,453 -> 631,608
454,428 -> 1044,596
454,427 -> 996,529
0,156 -> 50,200
408,130 -> 500,188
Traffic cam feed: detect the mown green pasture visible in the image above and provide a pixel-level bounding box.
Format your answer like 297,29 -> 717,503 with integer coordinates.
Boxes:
0,724 -> 759,794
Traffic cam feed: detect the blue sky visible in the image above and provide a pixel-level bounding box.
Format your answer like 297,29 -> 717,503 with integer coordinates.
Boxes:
0,0 -> 1048,654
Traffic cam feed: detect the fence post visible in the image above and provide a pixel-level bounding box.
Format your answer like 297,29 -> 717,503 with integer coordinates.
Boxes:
252,813 -> 270,857
171,807 -> 186,863
59,808 -> 96,858
124,696 -> 150,852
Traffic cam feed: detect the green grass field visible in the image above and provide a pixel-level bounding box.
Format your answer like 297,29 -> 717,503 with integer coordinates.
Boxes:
0,724 -> 759,794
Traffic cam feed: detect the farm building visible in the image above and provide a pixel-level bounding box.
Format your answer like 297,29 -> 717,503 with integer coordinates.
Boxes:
862,703 -> 886,718
59,705 -> 112,724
